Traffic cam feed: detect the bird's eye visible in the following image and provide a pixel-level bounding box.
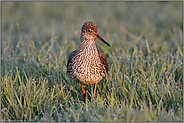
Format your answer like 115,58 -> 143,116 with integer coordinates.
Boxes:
87,29 -> 91,32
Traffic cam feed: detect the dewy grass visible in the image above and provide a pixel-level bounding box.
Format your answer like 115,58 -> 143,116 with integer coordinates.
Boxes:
1,1 -> 183,122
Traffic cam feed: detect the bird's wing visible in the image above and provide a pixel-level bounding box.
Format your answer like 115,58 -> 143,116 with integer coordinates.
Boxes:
97,50 -> 108,72
67,50 -> 77,68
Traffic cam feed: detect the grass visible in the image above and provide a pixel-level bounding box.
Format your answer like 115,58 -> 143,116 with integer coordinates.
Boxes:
1,1 -> 183,122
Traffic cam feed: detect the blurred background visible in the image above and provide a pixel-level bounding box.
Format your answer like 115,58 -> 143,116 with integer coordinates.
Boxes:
2,1 -> 183,51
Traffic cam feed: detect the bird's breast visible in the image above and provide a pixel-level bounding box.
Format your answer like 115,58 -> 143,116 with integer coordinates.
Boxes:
70,48 -> 106,85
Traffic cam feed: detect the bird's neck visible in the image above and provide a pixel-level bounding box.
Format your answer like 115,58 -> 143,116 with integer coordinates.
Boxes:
79,37 -> 98,55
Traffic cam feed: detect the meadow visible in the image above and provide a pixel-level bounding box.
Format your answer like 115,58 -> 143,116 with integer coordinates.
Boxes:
1,1 -> 183,122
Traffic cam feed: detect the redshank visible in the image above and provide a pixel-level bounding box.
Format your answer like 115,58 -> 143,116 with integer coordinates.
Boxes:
67,21 -> 110,101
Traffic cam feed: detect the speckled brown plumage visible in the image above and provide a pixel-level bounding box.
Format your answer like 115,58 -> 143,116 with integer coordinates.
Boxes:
67,21 -> 110,100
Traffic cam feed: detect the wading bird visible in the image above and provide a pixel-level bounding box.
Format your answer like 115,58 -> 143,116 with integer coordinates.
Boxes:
67,21 -> 110,101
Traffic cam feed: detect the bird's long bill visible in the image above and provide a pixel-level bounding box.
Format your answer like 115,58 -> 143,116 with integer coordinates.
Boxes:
95,34 -> 110,46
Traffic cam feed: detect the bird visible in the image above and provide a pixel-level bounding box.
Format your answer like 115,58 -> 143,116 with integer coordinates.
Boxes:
67,21 -> 110,101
